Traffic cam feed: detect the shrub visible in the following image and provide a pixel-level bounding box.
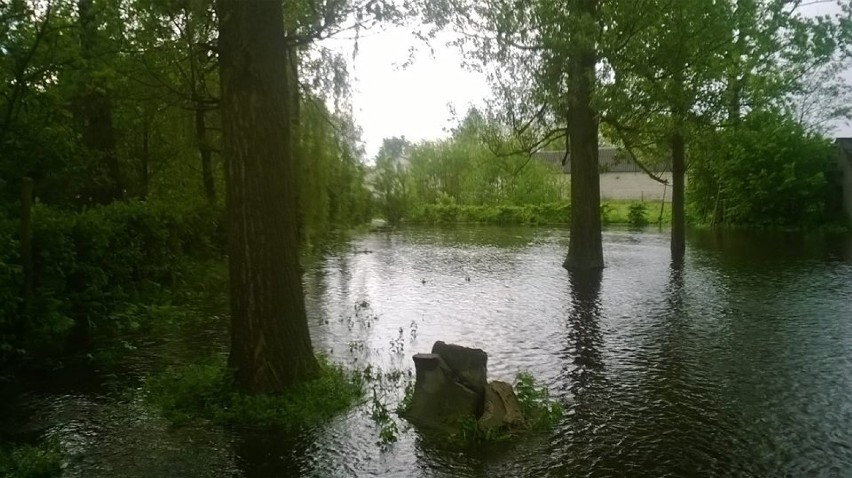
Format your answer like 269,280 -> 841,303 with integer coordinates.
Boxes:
600,203 -> 613,225
688,110 -> 832,227
627,202 -> 649,228
405,203 -> 571,226
1,200 -> 224,367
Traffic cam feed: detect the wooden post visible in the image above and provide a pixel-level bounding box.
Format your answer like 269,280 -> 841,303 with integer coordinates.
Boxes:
21,177 -> 34,318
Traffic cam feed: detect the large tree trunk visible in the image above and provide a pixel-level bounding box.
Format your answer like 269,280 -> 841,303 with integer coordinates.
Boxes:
196,105 -> 216,204
563,0 -> 603,271
670,131 -> 686,264
217,0 -> 319,394
140,118 -> 149,199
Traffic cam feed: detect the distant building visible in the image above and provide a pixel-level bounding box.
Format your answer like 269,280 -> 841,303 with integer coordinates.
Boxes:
534,147 -> 671,174
833,138 -> 852,220
534,147 -> 674,201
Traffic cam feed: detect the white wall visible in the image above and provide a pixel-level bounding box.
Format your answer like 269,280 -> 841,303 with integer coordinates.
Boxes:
558,172 -> 678,201
599,172 -> 677,201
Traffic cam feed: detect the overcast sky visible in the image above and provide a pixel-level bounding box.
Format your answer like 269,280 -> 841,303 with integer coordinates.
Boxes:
335,4 -> 852,160
334,28 -> 488,159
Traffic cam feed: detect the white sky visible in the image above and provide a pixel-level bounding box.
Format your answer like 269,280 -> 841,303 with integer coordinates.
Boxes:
334,5 -> 852,160
331,27 -> 489,159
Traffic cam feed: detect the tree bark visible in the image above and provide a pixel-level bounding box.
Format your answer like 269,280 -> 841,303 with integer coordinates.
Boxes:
196,105 -> 216,204
217,0 -> 319,393
140,115 -> 150,199
670,131 -> 686,264
563,0 -> 603,271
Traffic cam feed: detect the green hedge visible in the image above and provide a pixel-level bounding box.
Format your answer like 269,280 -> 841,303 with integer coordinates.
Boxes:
403,201 -> 672,226
0,200 -> 223,365
406,203 -> 571,225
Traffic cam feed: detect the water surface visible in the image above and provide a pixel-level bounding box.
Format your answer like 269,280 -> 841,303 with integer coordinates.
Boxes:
4,226 -> 852,477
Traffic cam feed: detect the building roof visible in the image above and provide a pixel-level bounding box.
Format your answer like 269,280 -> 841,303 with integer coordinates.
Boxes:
534,147 -> 671,173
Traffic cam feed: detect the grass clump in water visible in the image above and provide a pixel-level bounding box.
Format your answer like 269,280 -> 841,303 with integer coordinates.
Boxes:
144,356 -> 363,429
0,440 -> 62,478
513,372 -> 563,430
446,372 -> 564,446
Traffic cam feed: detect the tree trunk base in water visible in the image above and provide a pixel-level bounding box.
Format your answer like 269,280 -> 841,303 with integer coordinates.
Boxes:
563,254 -> 605,271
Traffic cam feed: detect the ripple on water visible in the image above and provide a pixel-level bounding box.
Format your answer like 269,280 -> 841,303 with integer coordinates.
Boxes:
6,226 -> 852,477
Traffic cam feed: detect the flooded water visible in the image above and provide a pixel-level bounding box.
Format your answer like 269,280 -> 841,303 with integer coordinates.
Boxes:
3,227 -> 852,477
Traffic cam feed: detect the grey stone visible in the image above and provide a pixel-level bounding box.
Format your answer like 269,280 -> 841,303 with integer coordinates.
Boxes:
430,341 -> 488,398
478,381 -> 526,433
403,353 -> 480,430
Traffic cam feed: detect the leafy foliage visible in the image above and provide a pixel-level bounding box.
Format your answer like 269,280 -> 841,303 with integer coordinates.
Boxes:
0,440 -> 63,478
145,355 -> 363,429
0,200 -> 222,366
689,111 -> 833,227
444,372 -> 563,446
371,110 -> 567,224
406,203 -> 569,225
513,372 -> 563,430
627,202 -> 649,229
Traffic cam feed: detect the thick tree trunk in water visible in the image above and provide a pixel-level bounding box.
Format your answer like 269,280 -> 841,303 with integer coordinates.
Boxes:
563,0 -> 603,271
217,0 -> 319,393
670,131 -> 686,264
196,105 -> 216,204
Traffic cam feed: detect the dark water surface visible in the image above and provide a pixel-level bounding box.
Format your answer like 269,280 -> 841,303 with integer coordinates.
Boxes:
4,227 -> 852,477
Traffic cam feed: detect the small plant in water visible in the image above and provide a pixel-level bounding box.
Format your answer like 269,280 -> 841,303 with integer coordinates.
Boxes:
514,372 -> 564,429
389,327 -> 405,355
444,372 -> 563,446
370,389 -> 399,445
397,382 -> 415,415
409,320 -> 418,341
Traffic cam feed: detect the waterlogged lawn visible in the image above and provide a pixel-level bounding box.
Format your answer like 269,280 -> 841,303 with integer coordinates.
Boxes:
144,356 -> 364,430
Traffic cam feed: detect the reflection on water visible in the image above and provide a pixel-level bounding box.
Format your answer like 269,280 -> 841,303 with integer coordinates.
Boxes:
3,226 -> 852,477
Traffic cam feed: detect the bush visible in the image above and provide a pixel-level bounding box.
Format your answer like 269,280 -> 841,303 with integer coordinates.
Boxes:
688,110 -> 832,227
627,202 -> 649,228
406,203 -> 571,226
0,200 -> 224,367
144,356 -> 363,429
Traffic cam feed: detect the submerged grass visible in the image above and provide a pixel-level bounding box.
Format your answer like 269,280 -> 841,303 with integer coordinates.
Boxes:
144,355 -> 363,430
